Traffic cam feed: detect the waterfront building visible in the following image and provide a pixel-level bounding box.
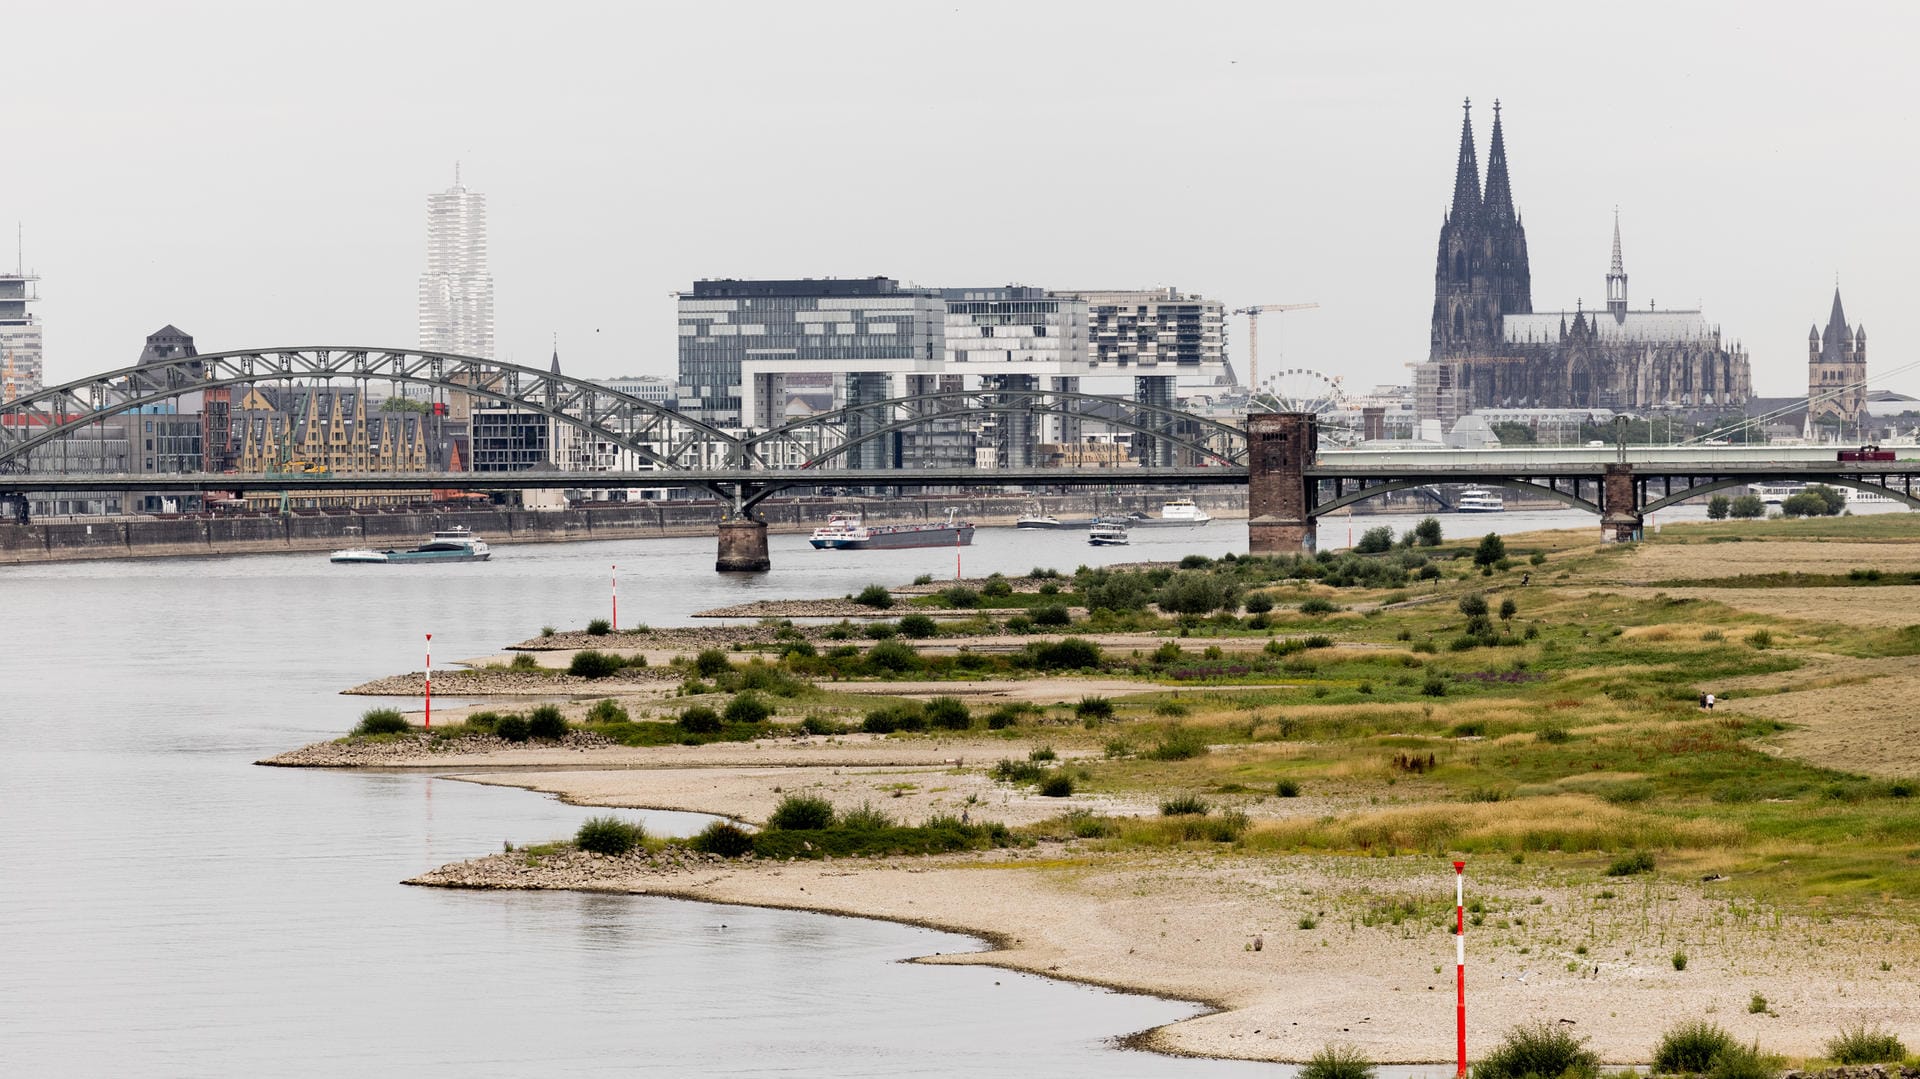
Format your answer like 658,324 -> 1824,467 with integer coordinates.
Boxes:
941,286 -> 1090,466
676,277 -> 945,468
1806,289 -> 1867,435
0,266 -> 43,402
417,168 -> 494,359
1049,287 -> 1226,466
591,374 -> 675,407
1416,100 -> 1751,426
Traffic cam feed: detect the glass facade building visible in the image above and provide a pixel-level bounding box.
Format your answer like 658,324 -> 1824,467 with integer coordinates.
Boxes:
676,277 -> 944,430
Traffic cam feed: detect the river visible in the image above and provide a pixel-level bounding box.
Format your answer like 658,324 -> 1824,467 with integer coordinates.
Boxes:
0,507 -> 1722,1076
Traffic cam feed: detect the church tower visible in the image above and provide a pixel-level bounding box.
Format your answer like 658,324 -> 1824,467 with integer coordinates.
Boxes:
1605,212 -> 1628,320
1807,287 -> 1867,433
1430,99 -> 1532,361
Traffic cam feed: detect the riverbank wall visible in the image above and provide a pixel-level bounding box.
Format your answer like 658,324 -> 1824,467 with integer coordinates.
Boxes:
0,489 -> 1252,565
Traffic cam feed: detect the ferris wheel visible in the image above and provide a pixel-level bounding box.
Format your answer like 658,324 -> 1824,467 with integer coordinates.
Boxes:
1254,367 -> 1345,414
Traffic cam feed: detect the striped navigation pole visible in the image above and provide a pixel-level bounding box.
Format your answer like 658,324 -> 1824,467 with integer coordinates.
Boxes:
611,565 -> 619,631
424,633 -> 433,730
1454,859 -> 1467,1076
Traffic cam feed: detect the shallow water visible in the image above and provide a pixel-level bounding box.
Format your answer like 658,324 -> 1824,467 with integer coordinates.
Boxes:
1,506 -> 1782,1075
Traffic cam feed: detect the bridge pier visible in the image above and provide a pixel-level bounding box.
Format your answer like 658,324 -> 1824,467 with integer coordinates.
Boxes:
1246,412 -> 1317,554
1601,464 -> 1642,542
716,519 -> 771,573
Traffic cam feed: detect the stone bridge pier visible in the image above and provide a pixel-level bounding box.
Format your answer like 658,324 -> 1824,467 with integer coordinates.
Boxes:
1247,412 -> 1317,554
716,518 -> 771,572
1601,463 -> 1642,542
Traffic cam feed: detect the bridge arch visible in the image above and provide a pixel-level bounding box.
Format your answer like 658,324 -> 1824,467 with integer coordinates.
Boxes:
1313,477 -> 1602,517
1640,475 -> 1920,515
0,347 -> 753,471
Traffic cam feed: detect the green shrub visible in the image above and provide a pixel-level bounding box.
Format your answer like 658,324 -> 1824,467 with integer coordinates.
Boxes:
694,648 -> 732,677
1672,950 -> 1688,971
510,652 -> 540,670
766,794 -> 836,830
865,640 -> 921,673
1473,533 -> 1508,568
1038,772 -> 1075,797
990,758 -> 1049,784
723,692 -> 772,725
1148,727 -> 1209,761
1076,696 -> 1115,722
863,621 -> 897,640
839,800 -> 894,831
1299,597 -> 1337,615
1706,494 -> 1731,520
586,618 -> 612,636
1354,526 -> 1395,555
1161,794 -> 1211,816
569,649 -> 623,679
1746,629 -> 1774,650
1243,593 -> 1275,614
1747,994 -> 1767,1015
678,705 -> 722,734
494,713 -> 530,742
353,708 -> 410,736
1422,674 -> 1448,697
1032,604 -> 1072,627
855,584 -> 894,609
1029,746 -> 1057,762
1654,1023 -> 1740,1076
800,714 -> 848,736
1826,1025 -> 1906,1064
1301,1043 -> 1377,1079
940,585 -> 980,608
1705,1041 -> 1780,1079
924,696 -> 972,730
691,820 -> 755,857
527,704 -> 567,740
1607,850 -> 1656,876
985,704 -> 1026,730
1730,494 -> 1764,518
1414,517 -> 1443,546
981,576 -> 1013,598
1459,593 -> 1490,618
897,613 -> 938,639
1029,637 -> 1102,670
1474,1020 -> 1598,1079
1276,778 -> 1301,798
575,815 -> 645,855
465,710 -> 500,731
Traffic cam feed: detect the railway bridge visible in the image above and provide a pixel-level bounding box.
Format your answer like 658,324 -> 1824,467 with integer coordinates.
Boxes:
3,347 -> 1914,570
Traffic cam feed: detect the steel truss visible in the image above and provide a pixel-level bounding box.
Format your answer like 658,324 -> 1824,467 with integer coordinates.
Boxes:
0,348 -> 754,471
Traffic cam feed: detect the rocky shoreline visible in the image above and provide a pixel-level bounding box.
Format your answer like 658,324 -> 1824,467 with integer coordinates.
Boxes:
343,666 -> 680,696
407,843 -> 750,889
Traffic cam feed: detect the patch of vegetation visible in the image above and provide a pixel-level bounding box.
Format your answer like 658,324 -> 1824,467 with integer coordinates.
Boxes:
527,704 -> 568,740
1301,1044 -> 1376,1079
575,815 -> 645,855
854,584 -> 894,610
690,820 -> 755,857
1474,1021 -> 1597,1079
352,708 -> 410,736
1161,794 -> 1211,816
1826,1025 -> 1906,1064
1606,850 -> 1656,876
586,618 -> 612,636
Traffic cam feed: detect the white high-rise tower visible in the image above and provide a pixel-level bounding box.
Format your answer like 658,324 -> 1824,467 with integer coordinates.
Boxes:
417,167 -> 494,359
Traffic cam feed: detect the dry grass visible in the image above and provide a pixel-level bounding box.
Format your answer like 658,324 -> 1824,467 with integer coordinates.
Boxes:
1722,671 -> 1920,779
1610,585 -> 1920,628
1246,794 -> 1745,855
1618,541 -> 1920,583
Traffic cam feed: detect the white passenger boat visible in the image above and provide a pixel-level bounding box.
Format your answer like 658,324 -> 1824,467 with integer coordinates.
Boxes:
1455,486 -> 1505,513
1087,521 -> 1131,546
1121,498 -> 1214,527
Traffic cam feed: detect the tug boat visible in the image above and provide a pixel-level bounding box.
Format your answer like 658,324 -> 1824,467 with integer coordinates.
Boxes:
330,526 -> 491,564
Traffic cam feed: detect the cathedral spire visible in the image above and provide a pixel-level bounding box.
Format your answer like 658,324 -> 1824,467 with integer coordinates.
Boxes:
1827,287 -> 1848,338
1606,209 -> 1628,319
1450,98 -> 1480,219
1482,99 -> 1514,219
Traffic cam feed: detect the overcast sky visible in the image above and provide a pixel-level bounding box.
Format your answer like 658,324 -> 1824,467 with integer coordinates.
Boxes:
8,1 -> 1917,400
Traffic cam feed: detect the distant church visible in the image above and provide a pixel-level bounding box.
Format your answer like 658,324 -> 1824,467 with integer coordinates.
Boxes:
1806,289 -> 1866,432
1415,100 -> 1752,425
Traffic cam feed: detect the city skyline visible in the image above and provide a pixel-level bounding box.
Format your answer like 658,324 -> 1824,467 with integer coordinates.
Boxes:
1,2 -> 1915,401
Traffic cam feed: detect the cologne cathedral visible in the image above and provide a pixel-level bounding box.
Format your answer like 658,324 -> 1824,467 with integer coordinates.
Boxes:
1416,100 -> 1751,424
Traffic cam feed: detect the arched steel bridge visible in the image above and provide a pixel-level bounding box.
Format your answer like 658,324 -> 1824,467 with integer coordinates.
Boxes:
0,346 -> 1244,481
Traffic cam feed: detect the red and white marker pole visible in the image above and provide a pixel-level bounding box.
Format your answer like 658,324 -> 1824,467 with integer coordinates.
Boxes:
424,633 -> 433,730
611,564 -> 618,631
1454,858 -> 1467,1077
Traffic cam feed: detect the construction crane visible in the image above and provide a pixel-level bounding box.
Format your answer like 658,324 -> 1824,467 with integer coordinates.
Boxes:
1230,303 -> 1319,391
